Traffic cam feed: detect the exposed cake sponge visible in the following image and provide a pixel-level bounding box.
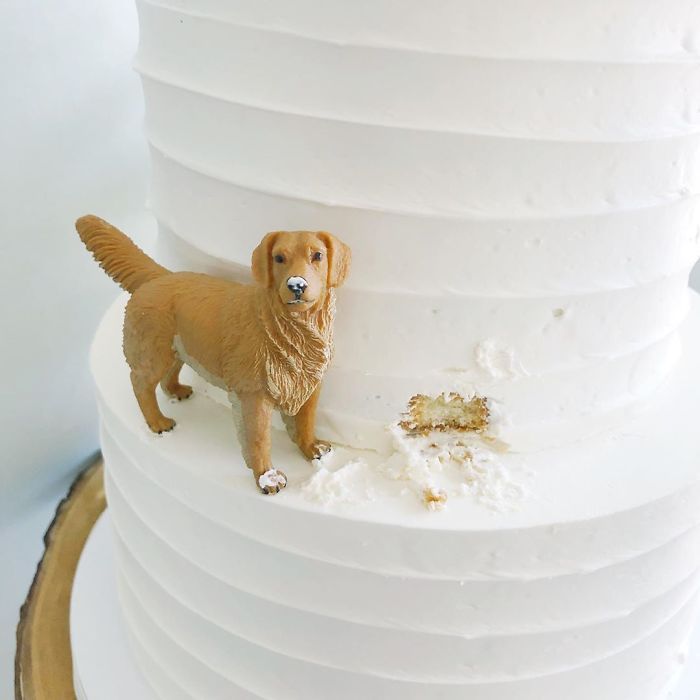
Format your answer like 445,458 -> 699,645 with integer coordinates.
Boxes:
399,393 -> 490,436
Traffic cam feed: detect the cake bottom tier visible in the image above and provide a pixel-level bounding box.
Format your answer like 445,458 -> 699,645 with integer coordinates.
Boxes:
92,295 -> 700,699
69,514 -> 700,700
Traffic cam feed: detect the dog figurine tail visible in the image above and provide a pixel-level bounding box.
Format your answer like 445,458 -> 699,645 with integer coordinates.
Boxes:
75,215 -> 170,294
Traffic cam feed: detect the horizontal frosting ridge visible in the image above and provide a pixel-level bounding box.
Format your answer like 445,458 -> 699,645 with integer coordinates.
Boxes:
99,391 -> 700,588
115,534 -> 700,683
118,562 -> 700,698
137,0 -> 700,64
104,455 -> 700,640
135,67 -> 700,144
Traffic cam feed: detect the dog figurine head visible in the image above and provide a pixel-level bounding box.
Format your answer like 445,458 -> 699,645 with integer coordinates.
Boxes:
251,231 -> 351,311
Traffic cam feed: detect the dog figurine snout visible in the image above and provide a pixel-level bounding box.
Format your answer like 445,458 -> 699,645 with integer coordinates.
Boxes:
287,276 -> 308,298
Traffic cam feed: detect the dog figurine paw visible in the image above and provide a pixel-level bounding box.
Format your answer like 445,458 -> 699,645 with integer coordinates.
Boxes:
76,216 -> 350,494
257,469 -> 288,495
302,440 -> 333,461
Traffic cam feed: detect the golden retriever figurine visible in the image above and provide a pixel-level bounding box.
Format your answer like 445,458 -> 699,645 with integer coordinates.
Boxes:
76,215 -> 350,494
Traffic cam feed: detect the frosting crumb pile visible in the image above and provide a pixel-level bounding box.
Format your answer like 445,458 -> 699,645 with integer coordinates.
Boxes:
383,422 -> 526,513
301,393 -> 528,513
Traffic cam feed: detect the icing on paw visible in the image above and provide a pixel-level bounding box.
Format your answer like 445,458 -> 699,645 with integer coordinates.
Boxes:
258,469 -> 288,494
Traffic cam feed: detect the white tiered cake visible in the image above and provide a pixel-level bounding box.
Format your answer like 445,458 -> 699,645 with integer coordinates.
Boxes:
78,1 -> 700,697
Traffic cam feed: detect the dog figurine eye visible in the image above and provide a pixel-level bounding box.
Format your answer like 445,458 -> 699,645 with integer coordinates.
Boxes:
274,254 -> 285,264
312,251 -> 323,262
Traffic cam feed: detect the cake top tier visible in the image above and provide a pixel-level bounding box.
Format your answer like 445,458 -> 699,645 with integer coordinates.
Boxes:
136,0 -> 700,451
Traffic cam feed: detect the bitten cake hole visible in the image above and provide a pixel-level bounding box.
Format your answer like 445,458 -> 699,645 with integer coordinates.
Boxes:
399,392 -> 490,436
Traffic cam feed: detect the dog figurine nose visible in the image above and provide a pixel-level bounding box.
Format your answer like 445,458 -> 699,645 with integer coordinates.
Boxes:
287,276 -> 308,298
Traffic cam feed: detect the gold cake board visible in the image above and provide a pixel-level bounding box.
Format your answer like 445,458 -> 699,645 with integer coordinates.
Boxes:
15,458 -> 106,700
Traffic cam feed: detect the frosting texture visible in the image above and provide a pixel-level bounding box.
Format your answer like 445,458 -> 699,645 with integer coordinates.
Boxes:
135,0 -> 700,450
92,296 -> 700,699
92,3 -> 700,697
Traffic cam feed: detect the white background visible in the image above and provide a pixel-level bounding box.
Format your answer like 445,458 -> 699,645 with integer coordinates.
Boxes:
0,1 -> 152,695
2,2 -> 700,699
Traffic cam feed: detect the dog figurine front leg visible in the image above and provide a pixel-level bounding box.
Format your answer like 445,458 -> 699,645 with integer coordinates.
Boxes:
291,386 -> 332,461
238,391 -> 287,494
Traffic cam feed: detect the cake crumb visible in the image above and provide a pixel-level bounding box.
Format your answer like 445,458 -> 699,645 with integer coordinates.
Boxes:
399,393 -> 490,435
422,487 -> 448,511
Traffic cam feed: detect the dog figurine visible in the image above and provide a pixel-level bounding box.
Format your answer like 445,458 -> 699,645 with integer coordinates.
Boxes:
76,216 -> 350,494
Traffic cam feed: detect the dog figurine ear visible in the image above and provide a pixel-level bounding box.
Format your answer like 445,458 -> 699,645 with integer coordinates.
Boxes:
251,232 -> 281,287
317,232 -> 351,288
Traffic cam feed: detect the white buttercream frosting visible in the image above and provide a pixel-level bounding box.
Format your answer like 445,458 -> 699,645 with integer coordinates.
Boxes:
89,2 -> 700,697
92,296 -> 700,698
473,339 -> 529,380
134,0 -> 700,452
299,426 -> 527,512
301,458 -> 377,506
